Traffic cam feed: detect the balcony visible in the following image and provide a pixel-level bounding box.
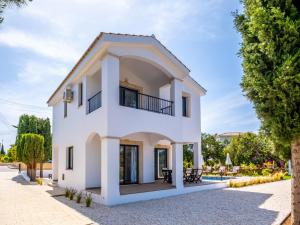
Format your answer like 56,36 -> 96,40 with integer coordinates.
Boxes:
119,86 -> 173,116
88,91 -> 101,113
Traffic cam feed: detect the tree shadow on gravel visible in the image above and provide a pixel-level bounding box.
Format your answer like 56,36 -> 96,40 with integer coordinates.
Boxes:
53,188 -> 281,225
11,174 -> 31,185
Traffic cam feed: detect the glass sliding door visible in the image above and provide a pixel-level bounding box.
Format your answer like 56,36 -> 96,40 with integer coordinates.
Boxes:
155,148 -> 168,179
119,87 -> 138,108
120,145 -> 139,184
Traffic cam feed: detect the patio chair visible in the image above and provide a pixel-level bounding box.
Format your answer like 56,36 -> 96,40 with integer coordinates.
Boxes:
212,166 -> 226,176
204,166 -> 212,175
162,168 -> 170,183
183,168 -> 193,183
219,166 -> 226,176
227,166 -> 240,176
192,169 -> 203,183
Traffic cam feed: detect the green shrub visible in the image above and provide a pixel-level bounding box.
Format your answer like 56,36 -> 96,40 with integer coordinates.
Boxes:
283,174 -> 291,180
69,188 -> 77,200
262,168 -> 272,176
65,188 -> 70,198
1,155 -> 12,163
36,178 -> 43,185
76,192 -> 82,203
85,193 -> 92,207
229,172 -> 284,188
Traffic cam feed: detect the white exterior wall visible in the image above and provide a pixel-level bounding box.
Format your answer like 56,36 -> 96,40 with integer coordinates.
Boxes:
50,36 -> 205,204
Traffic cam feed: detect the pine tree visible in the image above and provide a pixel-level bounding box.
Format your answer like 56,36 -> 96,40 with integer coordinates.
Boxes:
234,0 -> 300,223
0,143 -> 5,155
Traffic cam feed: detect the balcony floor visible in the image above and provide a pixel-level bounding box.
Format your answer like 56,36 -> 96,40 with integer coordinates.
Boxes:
86,180 -> 214,196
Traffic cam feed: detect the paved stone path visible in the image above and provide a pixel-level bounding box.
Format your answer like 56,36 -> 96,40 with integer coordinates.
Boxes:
0,166 -> 291,225
0,166 -> 93,225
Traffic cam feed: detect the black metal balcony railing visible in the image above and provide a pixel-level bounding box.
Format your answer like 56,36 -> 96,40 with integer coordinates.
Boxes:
88,91 -> 101,113
119,86 -> 173,116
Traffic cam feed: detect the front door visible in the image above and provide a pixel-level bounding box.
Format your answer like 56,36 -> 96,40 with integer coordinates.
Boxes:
120,145 -> 139,184
155,148 -> 168,179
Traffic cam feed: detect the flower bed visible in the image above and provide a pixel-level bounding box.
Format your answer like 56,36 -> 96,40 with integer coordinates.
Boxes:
228,172 -> 285,188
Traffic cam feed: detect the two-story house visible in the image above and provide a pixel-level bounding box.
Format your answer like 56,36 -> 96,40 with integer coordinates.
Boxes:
48,33 -> 207,205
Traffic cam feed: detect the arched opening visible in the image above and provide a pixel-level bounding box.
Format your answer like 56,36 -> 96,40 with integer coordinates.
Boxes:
120,132 -> 173,186
85,133 -> 101,189
119,57 -> 174,115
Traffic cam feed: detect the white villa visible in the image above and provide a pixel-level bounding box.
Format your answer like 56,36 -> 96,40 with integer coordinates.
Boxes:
48,32 -> 209,206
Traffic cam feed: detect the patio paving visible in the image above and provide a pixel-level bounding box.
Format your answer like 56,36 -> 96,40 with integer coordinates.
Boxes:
0,166 -> 291,225
87,180 -> 214,195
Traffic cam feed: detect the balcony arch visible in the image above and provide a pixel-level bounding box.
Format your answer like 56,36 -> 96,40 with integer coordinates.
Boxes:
108,43 -> 188,80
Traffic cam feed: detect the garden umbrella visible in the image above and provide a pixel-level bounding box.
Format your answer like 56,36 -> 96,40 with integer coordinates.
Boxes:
225,153 -> 232,166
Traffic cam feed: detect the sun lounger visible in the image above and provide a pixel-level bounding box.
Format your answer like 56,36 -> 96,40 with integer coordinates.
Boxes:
227,166 -> 240,176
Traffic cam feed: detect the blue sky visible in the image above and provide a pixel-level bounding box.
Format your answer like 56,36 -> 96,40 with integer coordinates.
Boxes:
0,0 -> 260,149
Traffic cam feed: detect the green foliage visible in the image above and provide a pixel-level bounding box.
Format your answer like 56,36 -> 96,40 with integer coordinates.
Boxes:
0,0 -> 32,23
20,133 -> 44,164
201,133 -> 226,165
183,144 -> 193,169
7,145 -> 16,162
16,114 -> 52,162
64,188 -> 70,198
262,168 -> 272,176
69,188 -> 77,200
224,132 -> 276,165
19,133 -> 44,181
1,155 -> 10,162
36,178 -> 43,185
16,115 -> 39,161
0,143 -> 5,155
76,192 -> 82,203
38,118 -> 52,161
234,0 -> 300,146
229,172 -> 285,188
85,193 -> 92,207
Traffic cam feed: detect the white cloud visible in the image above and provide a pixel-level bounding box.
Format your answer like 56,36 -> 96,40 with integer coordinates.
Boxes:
0,28 -> 80,62
17,60 -> 68,84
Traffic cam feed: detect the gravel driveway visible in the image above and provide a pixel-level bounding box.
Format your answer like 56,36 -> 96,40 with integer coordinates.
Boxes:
0,166 -> 290,225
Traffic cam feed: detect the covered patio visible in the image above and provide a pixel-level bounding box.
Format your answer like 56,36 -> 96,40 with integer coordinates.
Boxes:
86,180 -> 214,196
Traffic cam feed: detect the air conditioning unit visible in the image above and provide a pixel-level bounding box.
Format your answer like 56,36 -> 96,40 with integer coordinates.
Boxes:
63,86 -> 73,103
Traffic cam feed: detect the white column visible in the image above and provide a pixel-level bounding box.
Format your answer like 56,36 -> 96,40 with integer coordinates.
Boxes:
101,54 -> 120,133
170,78 -> 183,117
193,142 -> 203,169
52,146 -> 59,181
172,143 -> 183,189
101,137 -> 120,205
168,147 -> 172,170
101,54 -> 120,108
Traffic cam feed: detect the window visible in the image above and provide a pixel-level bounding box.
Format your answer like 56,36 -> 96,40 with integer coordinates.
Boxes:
182,96 -> 188,117
64,101 -> 67,118
78,82 -> 83,106
119,87 -> 138,108
66,146 -> 73,170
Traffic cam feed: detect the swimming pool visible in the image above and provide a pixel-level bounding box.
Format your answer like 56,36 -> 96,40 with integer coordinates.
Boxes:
202,176 -> 235,181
